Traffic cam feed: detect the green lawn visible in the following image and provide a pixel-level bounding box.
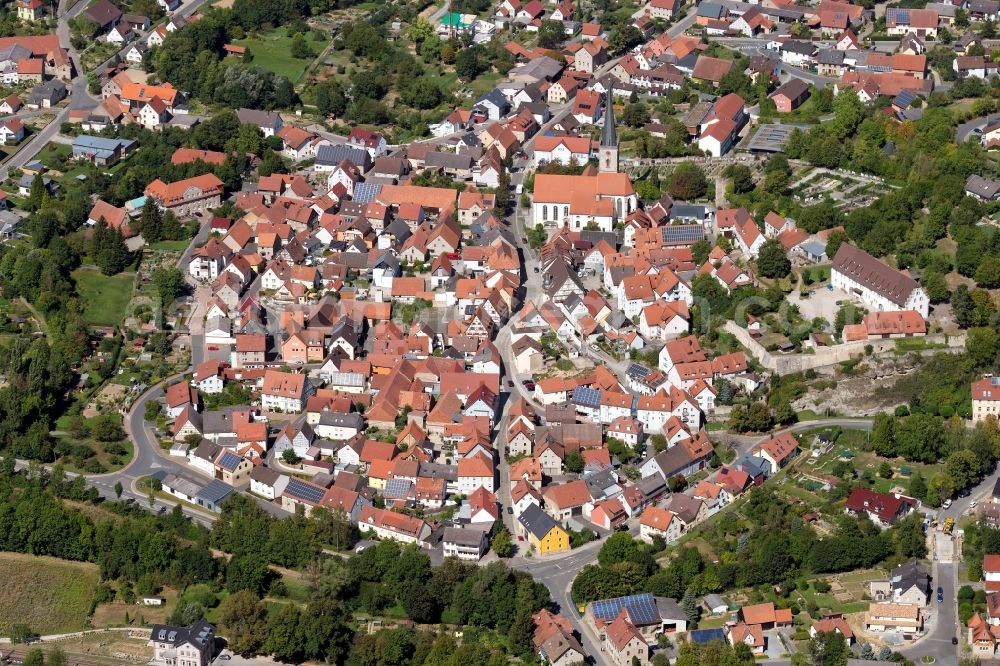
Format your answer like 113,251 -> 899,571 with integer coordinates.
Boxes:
235,27 -> 327,82
149,239 -> 191,251
0,552 -> 100,635
72,268 -> 135,326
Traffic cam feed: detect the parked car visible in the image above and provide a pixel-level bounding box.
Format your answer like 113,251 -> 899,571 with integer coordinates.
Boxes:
943,498 -> 952,509
506,506 -> 513,515
953,637 -> 959,645
937,586 -> 944,603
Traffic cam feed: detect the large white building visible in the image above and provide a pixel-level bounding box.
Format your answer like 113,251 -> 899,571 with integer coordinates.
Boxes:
149,622 -> 215,666
831,244 -> 929,318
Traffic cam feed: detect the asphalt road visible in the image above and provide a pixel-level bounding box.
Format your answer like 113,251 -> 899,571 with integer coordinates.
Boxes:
957,114 -> 996,144
899,561 -> 958,663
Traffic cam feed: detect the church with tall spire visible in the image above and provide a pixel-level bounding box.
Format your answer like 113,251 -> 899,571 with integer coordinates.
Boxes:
599,88 -> 619,173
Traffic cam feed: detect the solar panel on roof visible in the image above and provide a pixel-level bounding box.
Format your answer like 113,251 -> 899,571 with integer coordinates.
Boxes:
661,225 -> 705,244
196,479 -> 234,504
591,593 -> 660,625
352,182 -> 383,204
888,7 -> 910,21
384,478 -> 412,499
690,628 -> 726,644
627,363 -> 651,379
286,477 -> 326,503
572,386 -> 601,406
219,451 -> 241,470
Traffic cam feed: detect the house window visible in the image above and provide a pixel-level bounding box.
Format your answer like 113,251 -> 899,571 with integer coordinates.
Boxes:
542,205 -> 548,221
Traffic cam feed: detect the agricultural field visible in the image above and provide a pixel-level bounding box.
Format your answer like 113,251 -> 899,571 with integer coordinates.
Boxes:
73,268 -> 135,327
0,552 -> 99,635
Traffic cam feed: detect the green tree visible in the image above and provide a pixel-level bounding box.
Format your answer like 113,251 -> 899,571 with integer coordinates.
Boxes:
668,162 -> 708,200
536,19 -> 565,49
757,239 -> 791,278
91,414 -> 125,442
608,24 -> 642,54
691,240 -> 712,266
681,588 -> 699,628
564,450 -> 584,473
495,171 -> 511,213
115,480 -> 123,498
492,525 -> 514,558
871,412 -> 895,457
218,590 -> 269,656
966,327 -> 1000,368
952,284 -> 975,328
622,102 -> 650,128
226,553 -> 272,595
289,33 -> 313,59
598,532 -> 643,568
977,256 -> 1000,288
922,270 -> 950,303
825,230 -> 849,261
27,173 -> 45,211
47,648 -> 66,666
9,624 -> 34,644
23,650 -> 43,666
151,267 -> 186,308
725,164 -> 754,194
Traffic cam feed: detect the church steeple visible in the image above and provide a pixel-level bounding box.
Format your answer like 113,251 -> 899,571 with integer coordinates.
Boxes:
599,87 -> 618,173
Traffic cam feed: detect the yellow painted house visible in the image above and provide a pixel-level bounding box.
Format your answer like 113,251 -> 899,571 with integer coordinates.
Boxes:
519,503 -> 570,554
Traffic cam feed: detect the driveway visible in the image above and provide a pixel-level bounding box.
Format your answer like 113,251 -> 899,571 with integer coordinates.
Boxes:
957,115 -> 997,144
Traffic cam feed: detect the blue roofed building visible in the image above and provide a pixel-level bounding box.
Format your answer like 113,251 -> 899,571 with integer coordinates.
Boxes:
72,135 -> 136,166
194,479 -> 235,512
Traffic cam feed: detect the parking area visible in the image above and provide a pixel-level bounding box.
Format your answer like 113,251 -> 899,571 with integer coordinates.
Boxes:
786,284 -> 851,323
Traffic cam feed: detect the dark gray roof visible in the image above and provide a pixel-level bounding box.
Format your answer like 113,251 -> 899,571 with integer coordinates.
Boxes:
966,174 -> 1000,199
891,559 -> 931,595
772,77 -> 810,101
418,461 -> 458,481
425,151 -> 473,170
817,49 -> 845,65
237,108 -> 280,128
195,479 -> 234,505
315,144 -> 369,168
601,88 -> 617,148
85,0 -> 123,27
317,411 -> 364,430
443,525 -> 488,547
519,502 -> 559,539
475,89 -> 510,111
150,621 -> 215,650
782,40 -> 817,55
697,2 -> 725,17
831,243 -> 921,307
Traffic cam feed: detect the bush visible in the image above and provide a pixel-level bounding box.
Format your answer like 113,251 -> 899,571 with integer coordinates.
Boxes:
813,580 -> 832,593
894,405 -> 910,417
